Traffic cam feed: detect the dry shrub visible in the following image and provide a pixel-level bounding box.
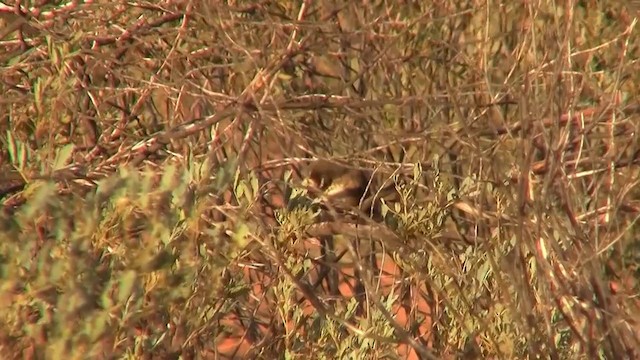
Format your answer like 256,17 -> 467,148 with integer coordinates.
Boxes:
1,1 -> 639,359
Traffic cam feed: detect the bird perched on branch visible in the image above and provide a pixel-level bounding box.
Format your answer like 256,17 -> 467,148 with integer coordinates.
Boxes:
304,159 -> 399,221
306,160 -> 368,209
301,158 -> 487,254
302,159 -> 389,296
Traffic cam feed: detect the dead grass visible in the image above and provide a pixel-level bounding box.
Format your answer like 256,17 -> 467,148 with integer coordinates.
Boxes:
1,1 -> 640,359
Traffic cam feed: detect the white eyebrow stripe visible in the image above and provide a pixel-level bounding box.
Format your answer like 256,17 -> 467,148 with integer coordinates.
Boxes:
323,182 -> 357,197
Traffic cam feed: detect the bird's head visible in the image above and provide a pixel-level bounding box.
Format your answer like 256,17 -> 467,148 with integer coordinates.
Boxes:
304,160 -> 368,209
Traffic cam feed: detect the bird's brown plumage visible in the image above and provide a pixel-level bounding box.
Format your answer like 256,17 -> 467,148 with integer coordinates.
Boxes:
305,160 -> 399,219
307,160 -> 368,209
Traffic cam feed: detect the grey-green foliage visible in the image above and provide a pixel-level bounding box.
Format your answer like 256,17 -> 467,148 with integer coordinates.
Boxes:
0,160 -> 248,357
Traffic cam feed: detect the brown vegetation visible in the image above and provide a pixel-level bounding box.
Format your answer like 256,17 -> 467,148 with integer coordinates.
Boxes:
1,1 -> 640,359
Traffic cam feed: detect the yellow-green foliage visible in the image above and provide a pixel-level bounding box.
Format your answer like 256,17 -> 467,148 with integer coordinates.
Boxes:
1,1 -> 640,359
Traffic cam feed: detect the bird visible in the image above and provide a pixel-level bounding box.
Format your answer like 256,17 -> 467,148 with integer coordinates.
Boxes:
305,159 -> 369,211
303,159 -> 402,222
302,159 -> 378,296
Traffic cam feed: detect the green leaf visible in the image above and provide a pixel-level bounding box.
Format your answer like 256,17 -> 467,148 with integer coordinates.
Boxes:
244,182 -> 254,203
214,158 -> 237,192
90,312 -> 109,342
49,261 -> 64,283
476,261 -> 491,283
22,181 -> 56,218
231,223 -> 250,248
52,144 -> 74,171
118,270 -> 137,303
235,181 -> 245,199
412,162 -> 422,182
250,174 -> 259,198
6,131 -> 17,164
380,200 -> 389,218
161,163 -> 177,190
283,169 -> 292,184
6,131 -> 28,170
33,78 -> 42,114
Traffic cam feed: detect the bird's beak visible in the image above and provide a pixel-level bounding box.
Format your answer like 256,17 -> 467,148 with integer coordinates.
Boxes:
302,177 -> 324,197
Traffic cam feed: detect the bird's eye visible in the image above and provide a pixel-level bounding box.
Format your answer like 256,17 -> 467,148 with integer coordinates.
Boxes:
320,178 -> 332,189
